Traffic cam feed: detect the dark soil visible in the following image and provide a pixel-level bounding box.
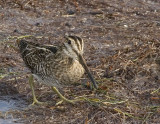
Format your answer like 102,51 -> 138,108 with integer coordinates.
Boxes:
0,0 -> 160,123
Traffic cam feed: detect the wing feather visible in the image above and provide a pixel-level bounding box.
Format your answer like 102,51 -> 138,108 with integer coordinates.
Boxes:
17,40 -> 57,73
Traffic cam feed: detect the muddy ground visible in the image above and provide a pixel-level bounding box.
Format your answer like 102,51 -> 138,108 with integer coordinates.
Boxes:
0,0 -> 160,123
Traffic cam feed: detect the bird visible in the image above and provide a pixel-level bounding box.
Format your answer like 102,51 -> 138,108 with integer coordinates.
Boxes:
17,35 -> 98,105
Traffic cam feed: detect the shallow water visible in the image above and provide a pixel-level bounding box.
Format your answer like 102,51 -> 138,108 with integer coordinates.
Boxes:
0,96 -> 27,124
0,118 -> 20,124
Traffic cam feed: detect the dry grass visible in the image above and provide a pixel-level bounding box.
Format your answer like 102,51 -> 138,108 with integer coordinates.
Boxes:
0,0 -> 160,123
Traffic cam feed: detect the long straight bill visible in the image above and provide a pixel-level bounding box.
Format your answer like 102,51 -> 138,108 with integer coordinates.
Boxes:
78,54 -> 98,89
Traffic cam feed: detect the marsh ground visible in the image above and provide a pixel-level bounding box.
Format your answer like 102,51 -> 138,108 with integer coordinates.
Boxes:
0,0 -> 160,123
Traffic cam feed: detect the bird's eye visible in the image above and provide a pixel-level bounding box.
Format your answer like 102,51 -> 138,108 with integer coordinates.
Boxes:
68,40 -> 71,44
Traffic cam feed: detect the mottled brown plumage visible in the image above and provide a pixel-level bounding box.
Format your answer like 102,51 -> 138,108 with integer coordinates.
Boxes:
17,35 -> 97,104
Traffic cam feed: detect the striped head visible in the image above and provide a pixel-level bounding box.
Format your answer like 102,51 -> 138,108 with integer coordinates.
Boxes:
63,35 -> 84,60
63,35 -> 98,89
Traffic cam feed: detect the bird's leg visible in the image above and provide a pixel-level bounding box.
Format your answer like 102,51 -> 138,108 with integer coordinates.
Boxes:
29,75 -> 44,105
51,86 -> 75,104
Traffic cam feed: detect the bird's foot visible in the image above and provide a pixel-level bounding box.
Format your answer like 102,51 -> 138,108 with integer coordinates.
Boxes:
30,98 -> 46,106
55,97 -> 85,105
56,99 -> 75,105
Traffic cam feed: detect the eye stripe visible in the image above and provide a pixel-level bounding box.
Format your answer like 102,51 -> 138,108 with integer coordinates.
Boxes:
68,36 -> 77,41
68,36 -> 79,51
68,36 -> 82,51
76,36 -> 83,51
75,37 -> 81,51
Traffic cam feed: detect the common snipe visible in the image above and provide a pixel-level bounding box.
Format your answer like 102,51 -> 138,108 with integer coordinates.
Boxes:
17,35 -> 98,104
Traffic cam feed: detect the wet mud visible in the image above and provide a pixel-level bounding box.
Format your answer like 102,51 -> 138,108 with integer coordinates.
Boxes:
0,0 -> 160,123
